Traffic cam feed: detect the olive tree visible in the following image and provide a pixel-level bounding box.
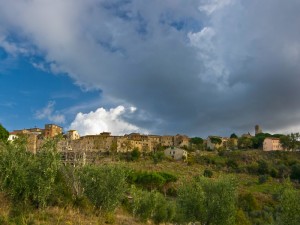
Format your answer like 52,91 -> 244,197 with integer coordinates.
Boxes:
78,164 -> 128,212
0,138 -> 61,207
176,176 -> 237,225
277,185 -> 300,225
130,186 -> 176,224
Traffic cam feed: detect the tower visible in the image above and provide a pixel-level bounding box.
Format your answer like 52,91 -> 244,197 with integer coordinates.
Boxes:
255,125 -> 262,135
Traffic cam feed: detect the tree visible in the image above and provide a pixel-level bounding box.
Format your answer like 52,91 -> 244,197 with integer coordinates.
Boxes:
252,133 -> 272,149
130,186 -> 175,223
230,133 -> 238,139
280,133 -> 300,151
0,123 -> 9,142
131,148 -> 141,161
238,137 -> 253,149
210,137 -> 222,145
152,151 -> 165,164
190,137 -> 204,150
290,163 -> 300,182
134,172 -> 166,191
78,164 -> 128,212
277,184 -> 300,225
227,138 -> 237,150
176,179 -> 204,223
0,138 -> 62,208
257,160 -> 269,175
176,177 -> 237,225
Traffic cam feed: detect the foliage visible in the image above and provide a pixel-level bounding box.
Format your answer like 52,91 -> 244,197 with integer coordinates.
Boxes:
130,171 -> 177,192
290,163 -> 300,182
238,192 -> 259,213
238,137 -> 253,149
151,151 -> 165,164
130,186 -> 176,224
235,209 -> 252,225
78,164 -> 128,212
0,124 -> 9,143
227,138 -> 237,150
257,160 -> 269,175
230,133 -> 238,139
280,133 -> 300,151
252,133 -> 272,149
176,177 -> 237,225
277,184 -> 300,225
131,148 -> 141,161
0,139 -> 62,208
258,175 -> 269,184
203,169 -> 213,178
190,137 -> 204,150
210,136 -> 222,145
176,179 -> 204,222
226,159 -> 239,171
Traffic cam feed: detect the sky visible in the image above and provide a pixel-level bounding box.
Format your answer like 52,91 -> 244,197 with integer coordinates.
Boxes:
1,0 -> 300,137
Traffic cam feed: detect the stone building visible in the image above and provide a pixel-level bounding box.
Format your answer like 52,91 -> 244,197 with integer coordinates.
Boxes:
164,147 -> 188,161
67,130 -> 80,140
263,137 -> 284,151
161,135 -> 174,147
44,124 -> 62,138
174,134 -> 190,148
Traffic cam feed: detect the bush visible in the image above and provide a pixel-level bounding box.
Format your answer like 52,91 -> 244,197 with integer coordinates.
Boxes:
203,169 -> 213,178
78,164 -> 128,212
238,192 -> 259,213
290,163 -> 300,182
277,185 -> 300,225
152,151 -> 165,164
131,148 -> 141,161
258,175 -> 269,184
0,140 -> 62,208
130,186 -> 175,223
226,159 -> 239,171
257,160 -> 269,175
130,171 -> 177,192
176,177 -> 237,225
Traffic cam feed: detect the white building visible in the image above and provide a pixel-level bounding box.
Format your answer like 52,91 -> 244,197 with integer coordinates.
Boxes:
164,147 -> 188,161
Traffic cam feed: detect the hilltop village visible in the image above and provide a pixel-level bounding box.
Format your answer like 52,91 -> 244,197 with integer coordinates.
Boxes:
7,124 -> 285,164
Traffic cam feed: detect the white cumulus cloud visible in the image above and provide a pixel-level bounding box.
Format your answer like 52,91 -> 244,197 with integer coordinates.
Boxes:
69,105 -> 143,136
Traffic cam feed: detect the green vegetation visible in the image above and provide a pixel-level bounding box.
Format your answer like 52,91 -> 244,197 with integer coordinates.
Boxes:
1,125 -> 300,224
210,136 -> 222,145
0,124 -> 9,142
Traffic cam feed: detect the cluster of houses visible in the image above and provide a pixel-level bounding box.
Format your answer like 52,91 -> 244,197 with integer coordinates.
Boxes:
8,124 -> 191,164
7,124 -> 285,164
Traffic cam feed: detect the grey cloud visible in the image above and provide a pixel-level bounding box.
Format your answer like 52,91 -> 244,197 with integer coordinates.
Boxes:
1,0 -> 300,136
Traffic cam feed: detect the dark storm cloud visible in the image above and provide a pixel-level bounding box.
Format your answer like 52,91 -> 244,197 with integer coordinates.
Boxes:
1,0 -> 300,136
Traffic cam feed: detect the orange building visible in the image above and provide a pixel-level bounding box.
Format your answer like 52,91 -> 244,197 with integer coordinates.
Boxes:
44,124 -> 62,138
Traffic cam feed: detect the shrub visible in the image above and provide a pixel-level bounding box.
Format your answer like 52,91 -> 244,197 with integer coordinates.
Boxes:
258,175 -> 269,184
152,151 -> 165,164
238,192 -> 259,213
290,163 -> 300,182
0,140 -> 62,208
131,148 -> 141,161
277,185 -> 300,225
226,159 -> 239,171
257,160 -> 269,175
203,169 -> 213,178
131,171 -> 178,192
78,164 -> 128,212
130,186 -> 175,223
176,177 -> 237,225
